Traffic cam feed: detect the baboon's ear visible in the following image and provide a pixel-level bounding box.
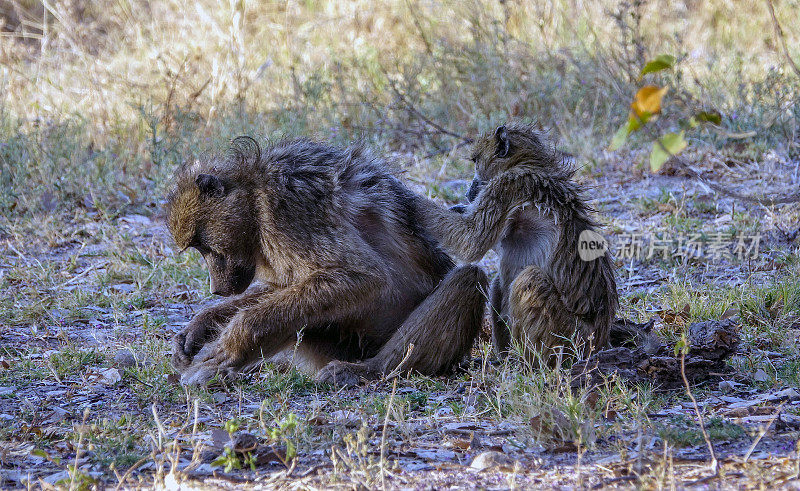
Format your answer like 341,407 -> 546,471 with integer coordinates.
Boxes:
195,174 -> 226,198
494,125 -> 510,158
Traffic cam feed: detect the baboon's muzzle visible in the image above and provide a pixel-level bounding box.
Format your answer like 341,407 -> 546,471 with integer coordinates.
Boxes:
209,263 -> 255,297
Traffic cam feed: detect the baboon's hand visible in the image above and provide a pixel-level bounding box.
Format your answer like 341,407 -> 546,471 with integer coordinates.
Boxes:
172,311 -> 219,371
179,341 -> 245,386
315,360 -> 378,387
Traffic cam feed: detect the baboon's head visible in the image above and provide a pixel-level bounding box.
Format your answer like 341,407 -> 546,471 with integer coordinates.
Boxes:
166,137 -> 262,296
465,123 -> 562,201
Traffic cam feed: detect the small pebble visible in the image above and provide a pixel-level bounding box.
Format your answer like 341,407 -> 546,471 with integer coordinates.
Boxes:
114,349 -> 136,368
470,451 -> 516,471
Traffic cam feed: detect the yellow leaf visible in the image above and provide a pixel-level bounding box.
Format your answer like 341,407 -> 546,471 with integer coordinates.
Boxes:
631,86 -> 668,119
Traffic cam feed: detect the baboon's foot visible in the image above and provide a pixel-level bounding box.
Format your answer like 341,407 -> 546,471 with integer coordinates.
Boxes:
178,342 -> 247,386
315,360 -> 378,387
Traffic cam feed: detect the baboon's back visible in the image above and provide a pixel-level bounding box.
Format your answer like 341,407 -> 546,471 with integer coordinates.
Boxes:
260,140 -> 455,282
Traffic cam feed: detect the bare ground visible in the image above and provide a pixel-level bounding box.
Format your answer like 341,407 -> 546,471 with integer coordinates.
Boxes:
1,152 -> 800,489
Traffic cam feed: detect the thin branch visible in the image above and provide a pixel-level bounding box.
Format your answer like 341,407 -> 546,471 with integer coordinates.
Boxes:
635,112 -> 800,205
404,0 -> 433,56
744,402 -> 786,461
680,347 -> 719,476
423,139 -> 472,159
380,379 -> 397,489
383,71 -> 472,143
765,0 -> 800,78
384,343 -> 415,381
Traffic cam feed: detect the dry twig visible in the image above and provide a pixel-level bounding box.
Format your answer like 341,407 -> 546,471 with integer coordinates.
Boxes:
765,0 -> 800,78
680,345 -> 719,477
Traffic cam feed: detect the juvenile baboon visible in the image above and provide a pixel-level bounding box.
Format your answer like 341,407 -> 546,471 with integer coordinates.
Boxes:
167,136 -> 487,386
414,123 -> 618,365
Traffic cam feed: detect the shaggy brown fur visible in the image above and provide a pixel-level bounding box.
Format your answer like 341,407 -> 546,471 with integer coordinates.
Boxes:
166,136 -> 487,385
414,123 -> 618,365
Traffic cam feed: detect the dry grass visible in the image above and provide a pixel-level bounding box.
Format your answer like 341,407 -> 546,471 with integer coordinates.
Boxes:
1,0 -> 797,216
1,0 -> 800,488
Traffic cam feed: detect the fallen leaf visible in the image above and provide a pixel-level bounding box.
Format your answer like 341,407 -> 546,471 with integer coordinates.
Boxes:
718,380 -> 743,391
753,369 -> 770,382
230,433 -> 259,453
111,283 -> 135,294
766,388 -> 800,402
529,415 -> 543,433
308,416 -> 329,425
657,305 -> 690,326
412,448 -> 457,462
98,368 -> 122,385
43,407 -> 70,425
470,451 -> 516,471
442,422 -> 481,432
211,428 -> 230,449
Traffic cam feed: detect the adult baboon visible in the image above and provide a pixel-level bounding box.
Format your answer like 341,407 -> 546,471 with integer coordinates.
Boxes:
167,137 -> 487,386
414,123 -> 618,365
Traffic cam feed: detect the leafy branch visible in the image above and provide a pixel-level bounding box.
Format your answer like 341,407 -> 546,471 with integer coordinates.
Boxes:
609,54 -> 800,205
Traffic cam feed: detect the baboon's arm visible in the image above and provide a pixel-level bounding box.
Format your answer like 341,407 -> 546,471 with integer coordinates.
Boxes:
416,167 -> 576,262
243,268 -> 387,329
215,258 -> 389,364
172,284 -> 273,369
194,284 -> 273,325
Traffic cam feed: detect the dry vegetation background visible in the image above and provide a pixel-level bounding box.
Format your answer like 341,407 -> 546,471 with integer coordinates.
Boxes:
1,0 -> 799,213
1,0 -> 800,488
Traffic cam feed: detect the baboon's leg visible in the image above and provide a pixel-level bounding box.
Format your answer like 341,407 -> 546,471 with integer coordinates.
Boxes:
181,269 -> 387,385
316,265 -> 488,386
510,266 -> 599,366
173,285 -> 272,371
489,275 -> 511,357
260,331 -> 363,374
293,329 -> 374,372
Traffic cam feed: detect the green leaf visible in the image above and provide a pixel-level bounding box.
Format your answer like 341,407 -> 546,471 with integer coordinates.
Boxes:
639,54 -> 676,80
224,418 -> 240,435
695,110 -> 722,125
609,111 -> 654,151
609,121 -> 629,151
649,131 -> 687,173
673,334 -> 689,356
628,111 -> 650,132
286,440 -> 297,461
31,449 -> 48,459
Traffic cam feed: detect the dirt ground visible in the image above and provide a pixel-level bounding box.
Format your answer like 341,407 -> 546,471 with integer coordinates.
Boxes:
1,151 -> 800,489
